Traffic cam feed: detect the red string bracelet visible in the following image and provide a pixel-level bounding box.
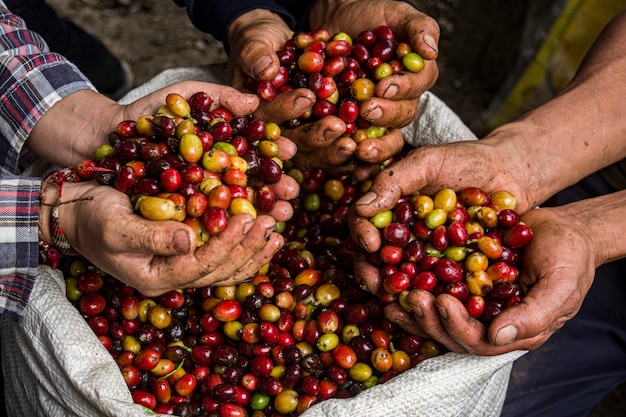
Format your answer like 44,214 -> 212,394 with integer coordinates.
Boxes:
39,168 -> 92,258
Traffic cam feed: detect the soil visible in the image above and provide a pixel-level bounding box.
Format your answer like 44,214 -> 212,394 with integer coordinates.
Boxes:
39,1 -> 626,415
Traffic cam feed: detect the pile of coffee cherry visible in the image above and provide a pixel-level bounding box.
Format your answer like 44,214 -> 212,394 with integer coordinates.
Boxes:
368,187 -> 532,322
247,26 -> 425,143
63,167 -> 443,416
73,92 -> 284,242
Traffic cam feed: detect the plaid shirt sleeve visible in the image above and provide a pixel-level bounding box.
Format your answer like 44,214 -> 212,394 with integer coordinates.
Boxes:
0,4 -> 94,320
0,175 -> 40,320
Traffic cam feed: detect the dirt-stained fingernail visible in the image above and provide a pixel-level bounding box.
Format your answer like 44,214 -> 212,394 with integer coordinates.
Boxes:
423,34 -> 438,54
495,325 -> 518,346
382,84 -> 399,99
436,303 -> 448,320
242,218 -> 254,234
411,305 -> 424,318
356,191 -> 377,205
253,56 -> 273,78
295,96 -> 314,111
357,237 -> 370,253
337,149 -> 353,159
173,230 -> 192,253
363,106 -> 383,121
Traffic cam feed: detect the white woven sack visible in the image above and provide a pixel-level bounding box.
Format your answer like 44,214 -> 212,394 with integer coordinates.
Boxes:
1,66 -> 526,416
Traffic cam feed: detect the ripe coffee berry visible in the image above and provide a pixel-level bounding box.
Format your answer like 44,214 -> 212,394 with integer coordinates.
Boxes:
249,26 -> 425,144
63,165 -> 447,415
79,92 -> 286,241
369,187 -> 533,323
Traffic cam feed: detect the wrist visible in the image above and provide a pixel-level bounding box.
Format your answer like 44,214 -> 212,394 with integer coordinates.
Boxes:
571,189 -> 626,266
39,169 -> 93,257
29,90 -> 118,167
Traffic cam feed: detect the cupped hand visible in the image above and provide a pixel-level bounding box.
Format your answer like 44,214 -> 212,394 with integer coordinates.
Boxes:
58,181 -> 286,296
349,139 -> 534,254
29,82 -> 261,169
309,0 -> 440,127
382,203 -> 597,355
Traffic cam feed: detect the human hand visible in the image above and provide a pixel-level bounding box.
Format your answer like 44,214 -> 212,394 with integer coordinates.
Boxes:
28,82 -> 261,169
226,5 -> 431,177
44,179 -> 293,296
380,204 -> 597,354
349,139 -> 535,256
308,0 -> 440,126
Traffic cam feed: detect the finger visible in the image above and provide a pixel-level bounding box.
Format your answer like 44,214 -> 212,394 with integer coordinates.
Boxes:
291,137 -> 358,174
401,12 -> 440,60
359,97 -> 418,128
404,290 -> 466,352
374,66 -> 438,101
433,294 -> 494,354
354,250 -> 382,293
254,89 -> 316,125
126,82 -> 260,120
270,172 -> 299,201
236,38 -> 282,81
192,222 -> 282,287
384,302 -> 430,339
487,287 -> 572,350
355,128 -> 404,164
111,215 -> 197,256
348,207 -> 383,253
275,136 -> 298,161
265,200 -> 294,222
282,115 -> 346,152
352,163 -> 382,182
193,214 -> 256,271
212,233 -> 285,286
353,169 -> 404,218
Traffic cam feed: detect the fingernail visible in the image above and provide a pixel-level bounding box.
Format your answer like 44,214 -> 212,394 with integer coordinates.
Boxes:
295,96 -> 314,111
173,230 -> 192,253
242,218 -> 254,234
253,56 -> 273,78
357,237 -> 370,252
413,305 -> 424,318
363,106 -> 383,121
366,149 -> 379,160
337,149 -> 353,159
436,303 -> 448,320
495,325 -> 518,346
356,191 -> 377,205
423,34 -> 438,54
382,84 -> 399,99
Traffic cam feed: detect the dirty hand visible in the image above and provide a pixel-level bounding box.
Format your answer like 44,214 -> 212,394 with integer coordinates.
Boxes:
382,203 -> 597,355
47,180 -> 291,296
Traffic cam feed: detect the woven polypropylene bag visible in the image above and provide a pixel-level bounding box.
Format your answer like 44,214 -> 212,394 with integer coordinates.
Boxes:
1,66 -> 526,417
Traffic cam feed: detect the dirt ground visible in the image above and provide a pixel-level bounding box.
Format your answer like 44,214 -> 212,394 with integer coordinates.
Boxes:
40,0 -> 625,415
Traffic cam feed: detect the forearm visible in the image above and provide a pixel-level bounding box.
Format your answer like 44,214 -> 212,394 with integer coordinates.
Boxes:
486,11 -> 626,207
0,7 -> 94,173
553,189 -> 626,266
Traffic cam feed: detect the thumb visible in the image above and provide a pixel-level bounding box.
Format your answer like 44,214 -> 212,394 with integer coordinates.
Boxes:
238,38 -> 282,81
125,219 -> 197,256
353,168 -> 403,218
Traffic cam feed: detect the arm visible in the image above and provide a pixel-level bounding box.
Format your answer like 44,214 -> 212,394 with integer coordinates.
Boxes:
0,7 -> 95,174
353,10 -> 626,232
